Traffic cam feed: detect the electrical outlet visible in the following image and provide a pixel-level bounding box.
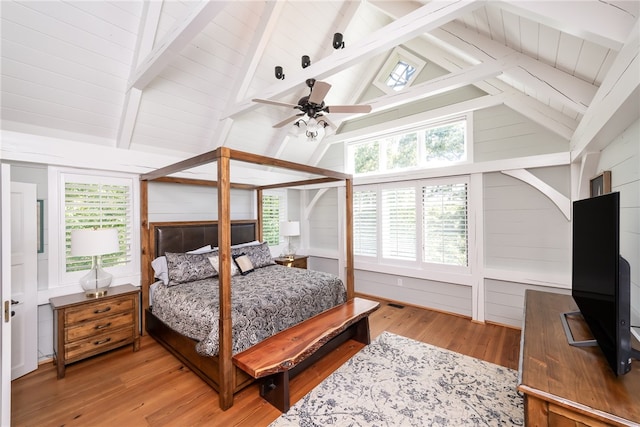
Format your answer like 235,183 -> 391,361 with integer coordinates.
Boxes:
397,278 -> 403,287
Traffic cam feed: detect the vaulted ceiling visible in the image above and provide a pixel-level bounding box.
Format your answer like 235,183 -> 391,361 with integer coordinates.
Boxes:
1,1 -> 638,168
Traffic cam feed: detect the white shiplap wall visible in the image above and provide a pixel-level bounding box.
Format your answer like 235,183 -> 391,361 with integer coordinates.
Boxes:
147,181 -> 254,223
596,118 -> 640,335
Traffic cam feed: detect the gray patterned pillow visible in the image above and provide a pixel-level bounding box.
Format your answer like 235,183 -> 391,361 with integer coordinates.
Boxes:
165,252 -> 216,286
232,242 -> 274,269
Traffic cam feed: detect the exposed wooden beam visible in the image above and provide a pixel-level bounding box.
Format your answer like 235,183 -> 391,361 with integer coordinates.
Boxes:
498,0 -> 638,51
128,1 -> 227,91
433,21 -> 598,114
209,2 -> 286,151
224,0 -> 485,120
570,19 -> 640,161
117,1 -> 162,149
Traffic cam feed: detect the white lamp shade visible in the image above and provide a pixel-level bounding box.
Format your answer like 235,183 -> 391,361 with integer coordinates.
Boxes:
71,228 -> 119,256
280,221 -> 300,237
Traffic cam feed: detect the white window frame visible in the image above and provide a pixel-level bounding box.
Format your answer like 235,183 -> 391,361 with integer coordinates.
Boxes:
347,115 -> 471,178
353,176 -> 471,277
48,167 -> 140,290
373,47 -> 426,95
262,188 -> 288,251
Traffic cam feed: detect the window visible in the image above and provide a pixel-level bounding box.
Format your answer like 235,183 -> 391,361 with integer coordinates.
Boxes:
262,194 -> 281,245
348,118 -> 468,176
381,186 -> 416,260
353,190 -> 377,257
353,177 -> 469,270
422,182 -> 468,266
385,61 -> 416,91
261,190 -> 287,246
65,180 -> 131,272
373,47 -> 425,94
55,169 -> 139,286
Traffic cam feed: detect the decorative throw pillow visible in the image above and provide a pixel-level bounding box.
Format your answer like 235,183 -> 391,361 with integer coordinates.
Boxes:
232,242 -> 274,269
233,253 -> 254,275
165,252 -> 216,286
208,255 -> 239,277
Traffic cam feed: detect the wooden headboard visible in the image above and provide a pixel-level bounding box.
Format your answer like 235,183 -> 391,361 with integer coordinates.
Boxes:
151,220 -> 257,257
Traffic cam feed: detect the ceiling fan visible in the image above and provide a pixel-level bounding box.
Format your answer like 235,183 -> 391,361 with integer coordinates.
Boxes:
252,79 -> 372,128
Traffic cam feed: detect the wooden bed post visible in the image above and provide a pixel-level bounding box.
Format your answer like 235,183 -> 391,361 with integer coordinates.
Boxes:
256,188 -> 263,242
345,178 -> 355,299
140,179 -> 149,334
217,147 -> 234,410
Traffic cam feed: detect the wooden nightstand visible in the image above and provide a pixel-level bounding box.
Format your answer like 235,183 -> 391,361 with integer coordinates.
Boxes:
274,255 -> 308,269
49,284 -> 140,379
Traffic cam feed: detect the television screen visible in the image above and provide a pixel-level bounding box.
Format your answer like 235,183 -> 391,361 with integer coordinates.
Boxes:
572,192 -> 632,376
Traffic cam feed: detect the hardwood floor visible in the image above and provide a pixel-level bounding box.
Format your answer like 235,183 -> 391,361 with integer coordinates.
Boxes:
11,296 -> 521,427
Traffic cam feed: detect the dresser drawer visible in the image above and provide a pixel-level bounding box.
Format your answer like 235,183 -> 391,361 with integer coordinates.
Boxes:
65,297 -> 133,324
64,327 -> 134,361
65,311 -> 134,342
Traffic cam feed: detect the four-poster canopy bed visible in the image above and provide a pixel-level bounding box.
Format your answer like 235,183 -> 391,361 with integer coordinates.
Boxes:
139,147 -> 359,410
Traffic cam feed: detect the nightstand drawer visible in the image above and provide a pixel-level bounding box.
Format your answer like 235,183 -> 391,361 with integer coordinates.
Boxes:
64,327 -> 134,361
65,311 -> 134,342
65,298 -> 133,324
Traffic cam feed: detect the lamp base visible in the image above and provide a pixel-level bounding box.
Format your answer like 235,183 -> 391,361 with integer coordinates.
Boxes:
79,263 -> 113,298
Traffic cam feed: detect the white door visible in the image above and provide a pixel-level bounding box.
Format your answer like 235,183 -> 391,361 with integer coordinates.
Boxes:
10,182 -> 38,380
1,163 -> 13,426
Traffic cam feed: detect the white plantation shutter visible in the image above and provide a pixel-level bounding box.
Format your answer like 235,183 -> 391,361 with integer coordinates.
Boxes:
262,194 -> 281,245
65,178 -> 132,272
353,190 -> 377,256
422,182 -> 468,266
381,187 -> 416,260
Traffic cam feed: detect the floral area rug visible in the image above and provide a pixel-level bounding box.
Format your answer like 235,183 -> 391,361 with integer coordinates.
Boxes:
270,331 -> 523,426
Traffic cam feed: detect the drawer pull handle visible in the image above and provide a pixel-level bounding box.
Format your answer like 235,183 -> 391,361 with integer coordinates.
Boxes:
94,338 -> 111,346
95,322 -> 111,330
94,307 -> 111,314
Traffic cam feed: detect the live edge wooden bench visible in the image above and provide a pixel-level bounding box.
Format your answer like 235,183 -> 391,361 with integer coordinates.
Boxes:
232,297 -> 380,412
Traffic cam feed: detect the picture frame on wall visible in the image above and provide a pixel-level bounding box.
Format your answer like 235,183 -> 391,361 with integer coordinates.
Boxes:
590,171 -> 611,198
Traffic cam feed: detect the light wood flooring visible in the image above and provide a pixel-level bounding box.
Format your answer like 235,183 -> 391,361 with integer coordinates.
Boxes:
11,296 -> 521,427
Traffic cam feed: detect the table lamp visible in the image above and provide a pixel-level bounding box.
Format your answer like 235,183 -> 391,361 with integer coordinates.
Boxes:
71,228 -> 119,297
280,221 -> 300,260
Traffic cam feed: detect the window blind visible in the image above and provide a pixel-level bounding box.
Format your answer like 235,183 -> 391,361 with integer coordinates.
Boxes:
65,181 -> 131,272
422,182 -> 468,266
262,194 -> 282,245
381,187 -> 416,260
353,190 -> 377,256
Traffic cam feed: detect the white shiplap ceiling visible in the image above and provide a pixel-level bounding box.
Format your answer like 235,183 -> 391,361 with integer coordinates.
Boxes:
1,0 -> 638,170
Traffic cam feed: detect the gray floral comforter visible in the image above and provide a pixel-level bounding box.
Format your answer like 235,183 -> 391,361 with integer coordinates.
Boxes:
151,264 -> 346,356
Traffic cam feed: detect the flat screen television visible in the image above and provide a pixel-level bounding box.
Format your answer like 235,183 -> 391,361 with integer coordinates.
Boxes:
570,191 -> 639,376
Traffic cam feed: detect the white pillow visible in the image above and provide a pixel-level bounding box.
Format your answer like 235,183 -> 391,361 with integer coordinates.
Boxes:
151,256 -> 169,285
187,244 -> 213,254
208,255 -> 239,276
230,240 -> 261,249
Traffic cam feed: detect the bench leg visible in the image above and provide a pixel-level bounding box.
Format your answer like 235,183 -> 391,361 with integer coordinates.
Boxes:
260,371 -> 291,412
352,316 -> 371,345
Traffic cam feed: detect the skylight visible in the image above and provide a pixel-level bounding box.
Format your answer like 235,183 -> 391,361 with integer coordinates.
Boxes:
385,61 -> 416,91
373,47 -> 425,95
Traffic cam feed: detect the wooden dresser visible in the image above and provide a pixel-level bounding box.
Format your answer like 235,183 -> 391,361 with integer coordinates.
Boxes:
50,284 -> 140,379
274,255 -> 308,269
519,290 -> 640,426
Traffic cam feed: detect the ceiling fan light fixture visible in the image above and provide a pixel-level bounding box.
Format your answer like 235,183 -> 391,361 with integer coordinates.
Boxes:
301,55 -> 311,69
274,66 -> 285,80
333,33 -> 345,49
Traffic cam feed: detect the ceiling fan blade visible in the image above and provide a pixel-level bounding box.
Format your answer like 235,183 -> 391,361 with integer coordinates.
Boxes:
253,98 -> 298,109
326,104 -> 372,113
308,81 -> 331,105
272,115 -> 301,128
